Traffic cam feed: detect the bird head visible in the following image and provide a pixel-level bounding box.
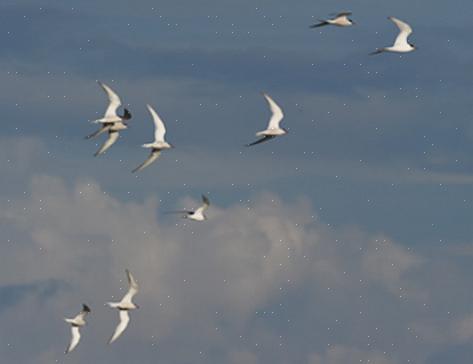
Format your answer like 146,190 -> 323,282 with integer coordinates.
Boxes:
122,108 -> 132,120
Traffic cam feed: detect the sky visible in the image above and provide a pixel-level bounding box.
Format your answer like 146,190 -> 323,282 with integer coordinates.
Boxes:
0,0 -> 472,363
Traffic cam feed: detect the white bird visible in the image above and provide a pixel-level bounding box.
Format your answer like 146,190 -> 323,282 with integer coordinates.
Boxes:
167,195 -> 210,221
93,81 -> 132,124
371,17 -> 416,55
310,12 -> 354,28
107,269 -> 139,344
132,104 -> 174,173
64,304 -> 91,354
247,93 -> 287,146
86,81 -> 132,156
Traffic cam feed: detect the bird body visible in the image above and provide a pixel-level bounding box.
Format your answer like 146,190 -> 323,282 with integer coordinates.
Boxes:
168,195 -> 210,221
64,304 -> 91,354
247,93 -> 286,146
371,17 -> 415,54
132,104 -> 173,173
87,82 -> 131,156
310,12 -> 354,28
108,270 -> 139,344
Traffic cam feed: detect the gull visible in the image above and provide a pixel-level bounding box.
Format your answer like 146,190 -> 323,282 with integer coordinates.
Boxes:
247,93 -> 286,147
310,12 -> 354,28
132,104 -> 173,173
107,269 -> 139,344
370,17 -> 416,55
167,195 -> 210,221
86,81 -> 132,156
64,304 -> 91,354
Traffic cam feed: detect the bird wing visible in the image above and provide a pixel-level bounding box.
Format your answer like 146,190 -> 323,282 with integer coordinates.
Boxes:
246,135 -> 275,147
165,210 -> 193,215
85,125 -> 111,140
132,150 -> 161,173
146,104 -> 167,143
194,195 -> 210,215
109,310 -> 130,344
335,11 -> 352,17
94,131 -> 119,157
98,81 -> 122,119
121,269 -> 139,304
309,21 -> 328,28
66,326 -> 81,354
263,93 -> 284,129
389,17 -> 412,47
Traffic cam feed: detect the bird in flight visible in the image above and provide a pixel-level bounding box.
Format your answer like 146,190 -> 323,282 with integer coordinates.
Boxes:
107,269 -> 140,344
86,81 -> 132,156
64,304 -> 91,354
132,104 -> 173,173
167,195 -> 210,221
247,93 -> 287,147
370,17 -> 416,55
310,12 -> 354,28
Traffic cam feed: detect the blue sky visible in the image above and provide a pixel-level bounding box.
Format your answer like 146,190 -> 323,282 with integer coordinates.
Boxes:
0,0 -> 472,363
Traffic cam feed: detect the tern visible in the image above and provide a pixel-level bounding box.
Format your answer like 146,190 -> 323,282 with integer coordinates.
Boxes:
107,269 -> 139,344
247,93 -> 287,147
132,104 -> 173,173
86,81 -> 132,156
310,12 -> 354,28
64,304 -> 91,354
370,17 -> 416,55
167,195 -> 210,221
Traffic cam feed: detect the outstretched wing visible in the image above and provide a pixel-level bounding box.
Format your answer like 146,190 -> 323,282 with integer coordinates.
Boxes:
263,93 -> 284,129
309,21 -> 329,28
132,150 -> 161,173
121,270 -> 139,304
194,195 -> 210,215
98,81 -> 122,119
94,131 -> 119,157
109,310 -> 130,344
335,11 -> 352,17
389,16 -> 412,47
246,135 -> 275,147
146,104 -> 167,143
66,326 -> 81,354
85,125 -> 111,140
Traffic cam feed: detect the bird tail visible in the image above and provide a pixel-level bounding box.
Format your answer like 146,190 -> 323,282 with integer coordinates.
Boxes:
106,302 -> 120,308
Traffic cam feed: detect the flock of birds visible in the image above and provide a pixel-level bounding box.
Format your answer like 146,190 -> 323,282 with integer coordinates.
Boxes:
64,10 -> 417,354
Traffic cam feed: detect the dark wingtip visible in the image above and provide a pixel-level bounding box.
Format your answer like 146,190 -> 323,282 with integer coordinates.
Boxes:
82,304 -> 91,312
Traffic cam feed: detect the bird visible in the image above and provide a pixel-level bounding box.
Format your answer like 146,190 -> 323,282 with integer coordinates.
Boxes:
370,17 -> 416,55
167,195 -> 210,221
310,12 -> 354,28
107,269 -> 139,344
64,304 -> 91,354
246,93 -> 286,147
132,104 -> 173,173
86,81 -> 132,156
